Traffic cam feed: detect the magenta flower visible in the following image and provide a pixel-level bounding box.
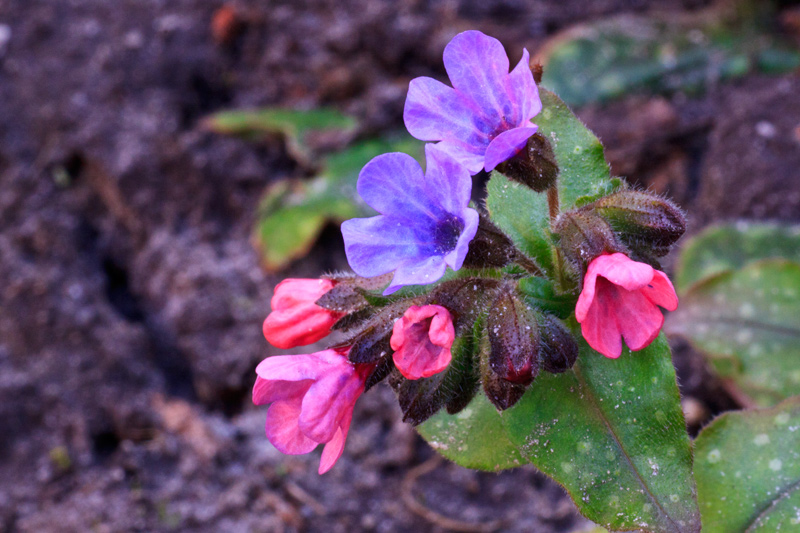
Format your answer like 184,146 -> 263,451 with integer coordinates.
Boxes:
341,146 -> 479,295
252,349 -> 369,474
390,305 -> 455,380
262,278 -> 344,349
575,253 -> 679,359
404,30 -> 541,174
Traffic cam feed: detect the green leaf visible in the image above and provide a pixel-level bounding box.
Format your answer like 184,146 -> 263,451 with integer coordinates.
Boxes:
486,89 -> 612,275
537,90 -> 613,211
486,173 -> 554,273
540,4 -> 800,106
665,259 -> 800,406
674,222 -> 800,293
419,330 -> 700,532
517,276 -> 576,319
504,333 -> 699,532
417,391 -> 525,471
203,107 -> 357,163
253,135 -> 424,270
694,397 -> 800,532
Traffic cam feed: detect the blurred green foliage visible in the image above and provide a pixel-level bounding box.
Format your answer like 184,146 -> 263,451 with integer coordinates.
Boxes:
205,106 -> 424,270
204,107 -> 356,163
667,222 -> 800,406
253,135 -> 423,271
540,0 -> 800,106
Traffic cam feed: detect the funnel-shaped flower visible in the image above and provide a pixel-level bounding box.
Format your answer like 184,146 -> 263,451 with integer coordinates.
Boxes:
341,146 -> 479,295
576,253 -> 678,358
262,278 -> 344,349
253,349 -> 368,474
404,30 -> 541,174
390,305 -> 455,380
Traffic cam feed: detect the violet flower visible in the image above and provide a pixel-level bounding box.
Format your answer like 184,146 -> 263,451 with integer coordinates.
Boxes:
341,145 -> 479,295
404,30 -> 542,174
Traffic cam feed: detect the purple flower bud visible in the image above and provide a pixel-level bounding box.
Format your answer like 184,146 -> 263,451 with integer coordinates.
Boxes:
341,146 -> 479,295
404,30 -> 542,174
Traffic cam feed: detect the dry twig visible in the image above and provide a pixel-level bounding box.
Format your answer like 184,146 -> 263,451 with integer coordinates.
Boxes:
401,455 -> 505,533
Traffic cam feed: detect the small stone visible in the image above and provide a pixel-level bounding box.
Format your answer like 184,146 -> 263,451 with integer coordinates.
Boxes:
755,121 -> 777,138
681,396 -> 709,426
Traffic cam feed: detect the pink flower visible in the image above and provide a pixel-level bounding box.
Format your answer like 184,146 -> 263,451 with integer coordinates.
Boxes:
390,305 -> 455,380
252,349 -> 368,474
262,278 -> 344,349
575,253 -> 678,359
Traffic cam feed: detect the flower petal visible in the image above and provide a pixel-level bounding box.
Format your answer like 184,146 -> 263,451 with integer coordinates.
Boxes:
299,368 -> 363,443
357,152 -> 447,220
342,215 -> 436,278
423,145 -> 473,215
575,266 -> 600,323
612,286 -> 665,352
428,307 -> 456,347
385,255 -> 448,295
390,305 -> 454,380
262,302 -> 340,349
444,207 -> 479,271
270,278 -> 335,311
404,77 -> 489,161
429,140 -> 486,175
318,412 -> 352,474
483,126 -> 538,171
443,31 -> 513,133
580,279 -> 623,358
642,270 -> 679,311
591,253 -> 654,291
508,49 -> 541,123
253,376 -> 312,405
255,352 -> 337,382
265,399 -> 319,455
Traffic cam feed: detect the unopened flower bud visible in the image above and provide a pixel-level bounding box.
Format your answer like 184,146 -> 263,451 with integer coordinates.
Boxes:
461,213 -> 516,269
316,273 -> 392,313
480,322 -> 526,411
530,61 -> 544,85
483,368 -> 527,411
263,279 -> 345,349
537,313 -> 579,374
486,287 -> 540,385
391,332 -> 481,425
553,210 -> 625,277
592,190 -> 686,256
496,133 -> 559,193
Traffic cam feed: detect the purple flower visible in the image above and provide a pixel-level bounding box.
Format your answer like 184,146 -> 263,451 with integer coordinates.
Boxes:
404,30 -> 542,174
341,145 -> 479,295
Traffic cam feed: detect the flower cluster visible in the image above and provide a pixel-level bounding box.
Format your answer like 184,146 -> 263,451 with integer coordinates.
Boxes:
251,30 -> 685,473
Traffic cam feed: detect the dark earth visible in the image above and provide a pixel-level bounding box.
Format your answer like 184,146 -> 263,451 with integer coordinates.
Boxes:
2,1 -> 799,531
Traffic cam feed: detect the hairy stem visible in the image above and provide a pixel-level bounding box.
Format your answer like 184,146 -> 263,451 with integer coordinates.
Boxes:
513,251 -> 544,277
547,185 -> 559,225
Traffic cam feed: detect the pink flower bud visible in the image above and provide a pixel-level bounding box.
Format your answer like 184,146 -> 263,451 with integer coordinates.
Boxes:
390,305 -> 455,380
252,349 -> 369,474
262,278 -> 344,349
575,253 -> 678,359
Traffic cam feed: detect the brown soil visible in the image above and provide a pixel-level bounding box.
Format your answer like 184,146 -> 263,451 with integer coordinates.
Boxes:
1,1 -> 797,532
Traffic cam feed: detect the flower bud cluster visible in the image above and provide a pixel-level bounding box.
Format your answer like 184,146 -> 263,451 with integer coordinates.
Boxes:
251,30 -> 686,473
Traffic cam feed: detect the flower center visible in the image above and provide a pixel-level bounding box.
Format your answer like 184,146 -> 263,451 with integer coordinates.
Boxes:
433,215 -> 464,254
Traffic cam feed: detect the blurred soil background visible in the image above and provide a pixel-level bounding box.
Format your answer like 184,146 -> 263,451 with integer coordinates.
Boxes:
1,0 -> 799,531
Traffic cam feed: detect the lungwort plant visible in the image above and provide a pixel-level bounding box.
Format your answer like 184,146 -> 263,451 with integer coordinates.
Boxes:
250,31 -> 800,532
